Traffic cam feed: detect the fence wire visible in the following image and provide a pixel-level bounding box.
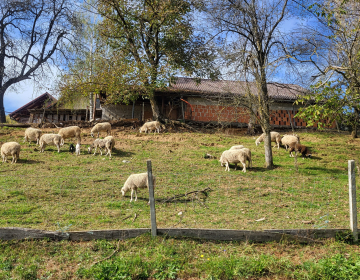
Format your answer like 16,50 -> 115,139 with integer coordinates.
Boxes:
0,172 -> 351,232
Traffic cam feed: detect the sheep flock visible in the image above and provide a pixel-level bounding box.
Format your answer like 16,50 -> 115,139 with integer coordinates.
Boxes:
1,119 -> 312,203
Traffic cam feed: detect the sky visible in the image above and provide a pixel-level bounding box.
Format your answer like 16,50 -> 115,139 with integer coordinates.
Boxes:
5,79 -> 58,115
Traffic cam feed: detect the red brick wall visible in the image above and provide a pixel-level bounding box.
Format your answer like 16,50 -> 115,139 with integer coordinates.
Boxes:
184,104 -> 336,128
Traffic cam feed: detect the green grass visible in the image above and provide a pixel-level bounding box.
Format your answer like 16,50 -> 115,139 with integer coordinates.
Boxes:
0,127 -> 357,231
1,234 -> 360,279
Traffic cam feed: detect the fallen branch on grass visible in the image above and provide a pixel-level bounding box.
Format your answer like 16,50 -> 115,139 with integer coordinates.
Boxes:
161,187 -> 212,203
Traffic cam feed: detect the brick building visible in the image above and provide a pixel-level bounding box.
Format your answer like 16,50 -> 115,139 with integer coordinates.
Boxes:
154,77 -> 323,128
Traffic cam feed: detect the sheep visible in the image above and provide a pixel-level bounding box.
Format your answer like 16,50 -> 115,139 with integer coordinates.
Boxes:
1,142 -> 21,164
255,132 -> 282,149
103,136 -> 115,158
88,136 -> 114,157
75,143 -> 81,156
289,143 -> 311,158
219,149 -> 252,173
91,122 -> 111,138
69,144 -> 75,153
24,127 -> 42,145
39,134 -> 64,153
88,138 -> 107,156
58,126 -> 81,145
281,134 -> 300,150
139,121 -> 162,133
121,172 -> 156,203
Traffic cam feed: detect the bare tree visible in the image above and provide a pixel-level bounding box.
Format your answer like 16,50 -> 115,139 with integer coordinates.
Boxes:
200,0 -> 291,169
291,0 -> 360,138
0,0 -> 80,123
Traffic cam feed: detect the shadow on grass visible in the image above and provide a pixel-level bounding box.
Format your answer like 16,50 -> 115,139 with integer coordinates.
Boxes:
113,148 -> 134,158
304,166 -> 344,175
19,159 -> 45,164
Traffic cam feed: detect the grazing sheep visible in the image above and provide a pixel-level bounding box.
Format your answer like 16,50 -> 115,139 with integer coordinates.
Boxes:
121,172 -> 156,203
103,136 -> 115,158
88,138 -> 107,156
58,126 -> 81,145
24,128 -> 42,145
75,144 -> 81,156
281,134 -> 300,150
139,121 -> 162,133
289,143 -> 311,158
255,132 -> 282,149
91,122 -> 111,138
39,134 -> 64,153
219,149 -> 252,173
1,142 -> 21,164
88,136 -> 114,157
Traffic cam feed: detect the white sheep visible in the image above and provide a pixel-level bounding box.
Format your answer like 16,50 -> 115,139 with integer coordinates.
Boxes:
88,138 -> 107,156
88,136 -> 115,157
39,134 -> 64,153
219,149 -> 252,173
1,142 -> 21,164
24,127 -> 42,145
58,126 -> 81,145
121,172 -> 156,203
91,122 -> 111,138
103,136 -> 115,158
75,143 -> 81,156
139,121 -> 162,133
281,134 -> 300,150
255,132 -> 282,149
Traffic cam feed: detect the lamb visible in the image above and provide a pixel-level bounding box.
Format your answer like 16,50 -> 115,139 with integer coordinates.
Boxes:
58,126 -> 81,145
121,172 -> 156,203
1,142 -> 21,164
289,143 -> 311,158
219,149 -> 252,173
75,144 -> 81,156
255,131 -> 282,149
281,134 -> 300,150
139,121 -> 162,133
103,136 -> 115,158
88,136 -> 114,157
39,134 -> 64,153
88,138 -> 107,156
24,127 -> 42,145
91,122 -> 111,138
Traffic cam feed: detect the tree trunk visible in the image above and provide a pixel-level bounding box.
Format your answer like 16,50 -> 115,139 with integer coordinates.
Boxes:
263,130 -> 274,169
149,94 -> 163,122
351,126 -> 358,138
0,91 -> 6,123
89,93 -> 94,122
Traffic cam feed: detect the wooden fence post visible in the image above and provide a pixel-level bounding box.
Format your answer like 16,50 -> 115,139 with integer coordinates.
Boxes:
147,160 -> 157,236
348,160 -> 358,241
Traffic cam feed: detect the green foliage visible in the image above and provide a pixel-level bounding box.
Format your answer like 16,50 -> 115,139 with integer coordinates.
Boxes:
295,82 -> 360,130
58,0 -> 218,114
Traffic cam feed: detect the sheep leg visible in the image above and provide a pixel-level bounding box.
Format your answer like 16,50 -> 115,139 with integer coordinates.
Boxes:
225,162 -> 230,171
57,144 -> 60,153
241,160 -> 246,173
130,189 -> 134,202
93,146 -> 98,156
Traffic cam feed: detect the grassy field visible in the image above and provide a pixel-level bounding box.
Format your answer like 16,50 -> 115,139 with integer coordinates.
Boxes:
0,126 -> 358,232
1,234 -> 360,279
1,125 -> 360,279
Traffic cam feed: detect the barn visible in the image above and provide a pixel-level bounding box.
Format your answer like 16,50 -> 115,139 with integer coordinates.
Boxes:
101,77 -> 317,129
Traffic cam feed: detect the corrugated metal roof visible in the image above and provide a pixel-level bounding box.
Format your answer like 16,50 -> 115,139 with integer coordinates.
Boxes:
167,77 -> 306,101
